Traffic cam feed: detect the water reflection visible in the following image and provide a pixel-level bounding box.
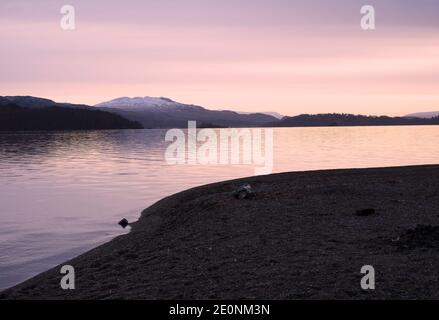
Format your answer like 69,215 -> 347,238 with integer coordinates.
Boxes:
1,126 -> 439,290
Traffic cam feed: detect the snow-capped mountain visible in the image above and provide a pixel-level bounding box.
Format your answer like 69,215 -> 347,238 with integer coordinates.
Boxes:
95,96 -> 191,111
95,96 -> 278,128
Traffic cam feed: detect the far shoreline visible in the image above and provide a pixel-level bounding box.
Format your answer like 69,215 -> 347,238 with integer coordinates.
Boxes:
3,123 -> 439,132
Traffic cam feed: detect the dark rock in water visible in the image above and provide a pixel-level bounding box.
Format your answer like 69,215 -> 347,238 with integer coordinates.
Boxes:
233,183 -> 255,200
394,224 -> 439,250
118,218 -> 129,228
355,208 -> 376,216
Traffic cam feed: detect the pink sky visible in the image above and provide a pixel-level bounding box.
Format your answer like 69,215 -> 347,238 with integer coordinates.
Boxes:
1,0 -> 439,116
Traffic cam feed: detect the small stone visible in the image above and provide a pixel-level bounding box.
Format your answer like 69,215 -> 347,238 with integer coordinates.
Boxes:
233,183 -> 255,200
118,218 -> 129,228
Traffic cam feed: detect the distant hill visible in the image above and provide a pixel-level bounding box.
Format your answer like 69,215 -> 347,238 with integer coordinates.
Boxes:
262,112 -> 284,120
238,111 -> 284,119
405,111 -> 439,119
0,97 -> 12,106
0,96 -> 143,131
273,113 -> 439,127
3,96 -> 97,110
95,97 -> 278,128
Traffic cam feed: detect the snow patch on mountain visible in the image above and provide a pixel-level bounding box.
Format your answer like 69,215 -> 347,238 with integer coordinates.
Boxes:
95,96 -> 185,110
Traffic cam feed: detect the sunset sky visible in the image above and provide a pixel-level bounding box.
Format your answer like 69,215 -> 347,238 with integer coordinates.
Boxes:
1,0 -> 439,116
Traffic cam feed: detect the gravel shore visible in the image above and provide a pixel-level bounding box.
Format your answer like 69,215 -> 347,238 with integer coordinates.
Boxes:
3,165 -> 439,299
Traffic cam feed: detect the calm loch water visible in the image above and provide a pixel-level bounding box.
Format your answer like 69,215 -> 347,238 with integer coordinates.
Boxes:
1,126 -> 439,290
